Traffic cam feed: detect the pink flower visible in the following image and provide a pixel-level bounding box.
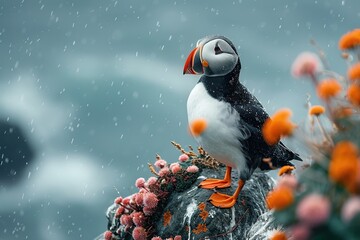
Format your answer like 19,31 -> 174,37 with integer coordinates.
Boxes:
290,224 -> 310,240
104,231 -> 113,240
122,197 -> 130,205
115,206 -> 125,217
132,226 -> 147,240
134,193 -> 144,206
174,236 -> 182,240
154,159 -> 167,168
341,197 -> 360,222
143,206 -> 154,216
131,212 -> 145,227
277,174 -> 298,190
159,167 -> 170,177
291,52 -> 323,78
114,196 -> 123,205
170,163 -> 182,174
120,214 -> 133,227
296,194 -> 330,227
178,154 -> 189,162
135,178 -> 146,188
151,237 -> 162,240
146,177 -> 157,187
143,192 -> 159,209
186,165 -> 199,173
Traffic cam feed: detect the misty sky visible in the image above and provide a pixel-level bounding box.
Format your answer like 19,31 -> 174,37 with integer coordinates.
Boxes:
0,0 -> 359,239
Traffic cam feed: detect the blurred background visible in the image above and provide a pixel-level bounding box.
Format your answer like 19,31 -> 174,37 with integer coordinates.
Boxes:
0,0 -> 359,239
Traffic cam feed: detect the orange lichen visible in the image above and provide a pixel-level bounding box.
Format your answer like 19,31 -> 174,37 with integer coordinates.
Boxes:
317,78 -> 342,100
262,109 -> 295,145
347,84 -> 360,106
270,231 -> 288,240
189,118 -> 207,137
163,210 -> 172,227
199,210 -> 209,222
266,187 -> 294,211
339,29 -> 360,50
329,141 -> 360,193
197,202 -> 209,221
278,166 -> 295,176
309,105 -> 325,116
198,202 -> 206,211
348,63 -> 360,81
192,223 -> 208,234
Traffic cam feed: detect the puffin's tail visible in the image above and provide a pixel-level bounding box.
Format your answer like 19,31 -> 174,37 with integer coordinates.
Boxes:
259,141 -> 302,170
279,141 -> 302,161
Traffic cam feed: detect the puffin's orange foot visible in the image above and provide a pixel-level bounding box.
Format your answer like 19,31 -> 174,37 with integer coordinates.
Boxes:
199,178 -> 231,189
208,192 -> 237,208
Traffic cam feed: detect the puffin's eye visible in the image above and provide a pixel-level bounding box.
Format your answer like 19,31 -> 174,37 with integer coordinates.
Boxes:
214,43 -> 222,55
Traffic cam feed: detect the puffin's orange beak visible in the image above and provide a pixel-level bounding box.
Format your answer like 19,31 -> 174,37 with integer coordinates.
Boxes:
183,46 -> 204,75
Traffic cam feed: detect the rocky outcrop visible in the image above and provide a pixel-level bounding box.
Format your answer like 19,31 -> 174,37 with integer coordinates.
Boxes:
97,165 -> 278,240
154,168 -> 276,239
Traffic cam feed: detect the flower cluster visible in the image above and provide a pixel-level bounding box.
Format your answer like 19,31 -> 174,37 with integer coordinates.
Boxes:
262,109 -> 296,145
103,146 -> 205,240
339,29 -> 360,50
268,29 -> 360,240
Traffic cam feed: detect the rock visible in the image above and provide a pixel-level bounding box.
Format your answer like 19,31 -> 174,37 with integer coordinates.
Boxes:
246,210 -> 278,240
0,119 -> 34,186
97,166 -> 278,240
154,168 -> 275,239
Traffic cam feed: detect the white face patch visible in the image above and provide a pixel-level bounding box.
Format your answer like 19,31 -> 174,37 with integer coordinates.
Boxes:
187,82 -> 249,173
201,39 -> 238,77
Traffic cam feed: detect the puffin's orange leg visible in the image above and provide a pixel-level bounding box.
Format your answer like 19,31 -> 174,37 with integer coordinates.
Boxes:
209,180 -> 245,208
199,166 -> 232,189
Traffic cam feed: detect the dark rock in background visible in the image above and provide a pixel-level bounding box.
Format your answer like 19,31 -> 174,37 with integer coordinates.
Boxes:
97,166 -> 279,239
0,119 -> 34,186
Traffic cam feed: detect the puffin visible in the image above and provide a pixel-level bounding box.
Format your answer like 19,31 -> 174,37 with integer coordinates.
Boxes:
183,36 -> 301,208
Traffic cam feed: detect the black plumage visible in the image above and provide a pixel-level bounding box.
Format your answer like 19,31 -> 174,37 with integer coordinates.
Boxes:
200,60 -> 301,179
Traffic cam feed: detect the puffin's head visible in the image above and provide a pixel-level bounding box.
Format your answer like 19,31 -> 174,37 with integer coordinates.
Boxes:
183,36 -> 240,77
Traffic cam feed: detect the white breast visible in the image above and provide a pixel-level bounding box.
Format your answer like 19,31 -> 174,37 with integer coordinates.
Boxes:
187,82 -> 249,171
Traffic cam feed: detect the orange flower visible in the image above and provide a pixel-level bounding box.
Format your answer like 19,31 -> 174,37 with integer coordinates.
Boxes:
309,105 -> 325,116
266,187 -> 294,210
270,231 -> 288,240
334,106 -> 353,118
262,109 -> 295,145
329,157 -> 359,193
332,141 -> 358,160
329,141 -> 360,193
317,79 -> 342,100
339,29 -> 360,50
347,84 -> 360,106
348,63 -> 360,81
189,118 -> 207,137
278,166 -> 295,176
329,157 -> 358,184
